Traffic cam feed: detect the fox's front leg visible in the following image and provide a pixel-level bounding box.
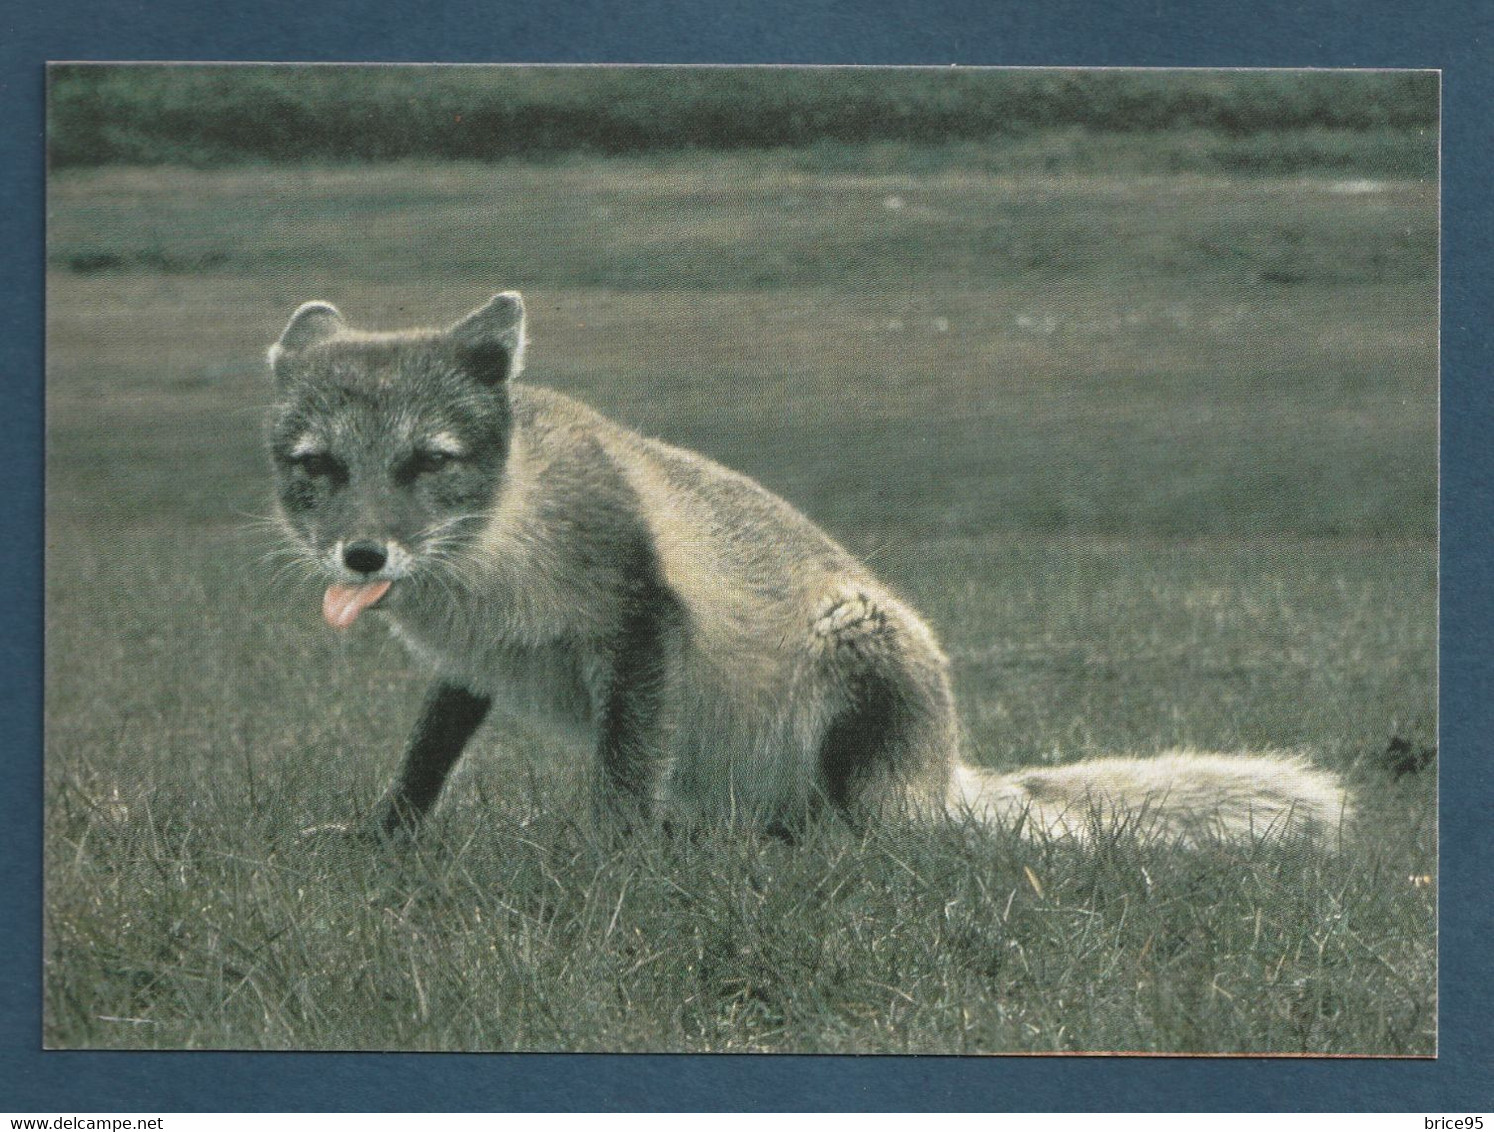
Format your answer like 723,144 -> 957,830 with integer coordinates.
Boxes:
377,680 -> 492,837
592,607 -> 672,828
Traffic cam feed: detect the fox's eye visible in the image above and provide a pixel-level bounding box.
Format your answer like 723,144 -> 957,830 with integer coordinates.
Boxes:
410,451 -> 456,476
294,452 -> 344,480
393,450 -> 460,485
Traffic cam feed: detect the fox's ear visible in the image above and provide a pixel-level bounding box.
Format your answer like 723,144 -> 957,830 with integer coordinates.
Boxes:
449,291 -> 525,385
268,302 -> 346,371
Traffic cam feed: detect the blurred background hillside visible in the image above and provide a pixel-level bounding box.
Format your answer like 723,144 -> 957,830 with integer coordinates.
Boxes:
48,65 -> 1437,174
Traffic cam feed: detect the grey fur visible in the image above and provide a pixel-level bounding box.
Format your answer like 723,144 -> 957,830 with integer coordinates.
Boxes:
267,292 -> 1353,846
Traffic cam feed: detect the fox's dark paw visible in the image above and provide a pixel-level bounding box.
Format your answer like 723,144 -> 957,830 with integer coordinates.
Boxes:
352,804 -> 425,849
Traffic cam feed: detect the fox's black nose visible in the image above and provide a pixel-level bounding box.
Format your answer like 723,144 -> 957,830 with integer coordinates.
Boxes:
343,540 -> 388,575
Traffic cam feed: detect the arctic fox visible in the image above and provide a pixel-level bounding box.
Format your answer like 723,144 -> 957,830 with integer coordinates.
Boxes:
266,292 -> 1351,846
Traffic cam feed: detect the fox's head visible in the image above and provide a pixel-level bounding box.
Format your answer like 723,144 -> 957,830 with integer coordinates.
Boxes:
266,292 -> 525,629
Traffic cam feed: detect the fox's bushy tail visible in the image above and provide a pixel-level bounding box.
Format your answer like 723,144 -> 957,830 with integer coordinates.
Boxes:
949,750 -> 1352,847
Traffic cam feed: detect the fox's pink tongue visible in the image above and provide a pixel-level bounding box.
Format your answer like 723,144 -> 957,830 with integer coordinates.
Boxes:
322,580 -> 392,629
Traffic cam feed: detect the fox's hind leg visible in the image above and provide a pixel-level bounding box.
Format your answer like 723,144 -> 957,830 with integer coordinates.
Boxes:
807,586 -> 957,823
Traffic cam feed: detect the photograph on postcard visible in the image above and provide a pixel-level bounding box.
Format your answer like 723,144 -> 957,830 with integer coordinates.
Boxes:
44,65 -> 1437,1053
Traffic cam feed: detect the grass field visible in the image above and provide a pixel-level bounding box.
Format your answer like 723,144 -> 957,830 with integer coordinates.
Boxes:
45,138 -> 1437,1052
